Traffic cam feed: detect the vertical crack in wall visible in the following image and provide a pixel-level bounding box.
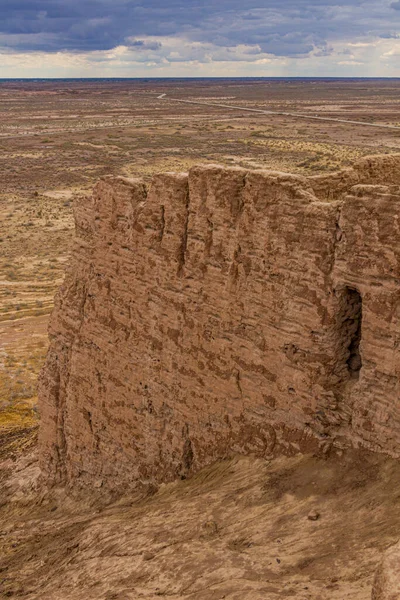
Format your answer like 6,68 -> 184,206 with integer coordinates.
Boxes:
313,203 -> 360,444
319,286 -> 363,442
158,205 -> 165,244
339,287 -> 363,380
177,187 -> 190,277
230,174 -> 246,224
204,218 -> 214,259
331,205 -> 363,382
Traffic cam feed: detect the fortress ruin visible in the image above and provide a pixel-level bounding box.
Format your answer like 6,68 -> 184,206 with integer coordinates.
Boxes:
39,154 -> 400,491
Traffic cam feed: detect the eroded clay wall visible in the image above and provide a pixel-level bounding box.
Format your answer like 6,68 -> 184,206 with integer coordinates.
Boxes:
38,155 -> 400,490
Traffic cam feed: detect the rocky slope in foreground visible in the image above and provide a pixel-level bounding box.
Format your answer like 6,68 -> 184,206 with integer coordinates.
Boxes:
1,447 -> 400,599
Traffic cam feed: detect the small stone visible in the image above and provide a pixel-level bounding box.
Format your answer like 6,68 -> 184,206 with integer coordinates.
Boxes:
308,510 -> 320,521
142,551 -> 155,561
201,520 -> 219,537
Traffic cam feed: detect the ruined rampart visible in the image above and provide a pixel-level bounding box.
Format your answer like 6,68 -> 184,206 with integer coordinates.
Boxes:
39,154 -> 400,490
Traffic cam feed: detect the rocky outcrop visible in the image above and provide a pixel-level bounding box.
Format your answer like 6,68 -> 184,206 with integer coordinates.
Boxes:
38,155 -> 400,491
372,541 -> 400,600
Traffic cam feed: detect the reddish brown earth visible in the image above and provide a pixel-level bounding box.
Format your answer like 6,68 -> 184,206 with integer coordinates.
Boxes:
2,448 -> 400,600
2,80 -> 400,600
39,154 -> 400,492
3,154 -> 400,600
21,155 -> 399,599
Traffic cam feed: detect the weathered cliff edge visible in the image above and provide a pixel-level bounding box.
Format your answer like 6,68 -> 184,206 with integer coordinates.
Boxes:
39,154 -> 400,491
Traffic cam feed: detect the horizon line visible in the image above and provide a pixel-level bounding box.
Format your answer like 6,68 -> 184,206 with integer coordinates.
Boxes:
1,75 -> 400,81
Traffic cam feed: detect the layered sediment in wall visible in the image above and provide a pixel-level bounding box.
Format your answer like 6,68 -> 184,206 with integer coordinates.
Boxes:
39,154 -> 400,490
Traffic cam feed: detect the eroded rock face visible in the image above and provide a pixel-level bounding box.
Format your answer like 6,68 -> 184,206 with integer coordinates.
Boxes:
372,541 -> 400,600
38,155 -> 400,490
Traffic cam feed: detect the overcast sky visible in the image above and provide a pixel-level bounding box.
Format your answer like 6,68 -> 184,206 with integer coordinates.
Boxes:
0,0 -> 399,77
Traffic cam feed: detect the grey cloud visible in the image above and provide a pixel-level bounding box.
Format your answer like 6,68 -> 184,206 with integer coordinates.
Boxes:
0,0 -> 398,61
127,39 -> 162,50
380,31 -> 400,38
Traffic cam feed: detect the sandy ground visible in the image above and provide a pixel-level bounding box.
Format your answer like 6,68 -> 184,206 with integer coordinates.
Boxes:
1,447 -> 400,599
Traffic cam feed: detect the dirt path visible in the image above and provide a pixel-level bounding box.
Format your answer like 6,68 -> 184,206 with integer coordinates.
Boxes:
161,95 -> 400,131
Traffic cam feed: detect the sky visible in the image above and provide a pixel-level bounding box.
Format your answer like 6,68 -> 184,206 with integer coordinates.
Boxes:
0,0 -> 399,77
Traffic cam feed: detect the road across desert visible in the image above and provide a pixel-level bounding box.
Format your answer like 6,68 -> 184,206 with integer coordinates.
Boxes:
160,93 -> 400,130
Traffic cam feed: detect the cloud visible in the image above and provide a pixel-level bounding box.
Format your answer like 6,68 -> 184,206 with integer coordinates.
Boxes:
126,39 -> 163,51
0,0 -> 397,55
0,1 -> 399,75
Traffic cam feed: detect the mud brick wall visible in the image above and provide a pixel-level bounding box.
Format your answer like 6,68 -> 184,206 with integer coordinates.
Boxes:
39,155 -> 400,490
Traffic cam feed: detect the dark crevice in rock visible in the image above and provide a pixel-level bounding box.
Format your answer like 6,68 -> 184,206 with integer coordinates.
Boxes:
177,187 -> 190,277
345,289 -> 363,378
182,439 -> 194,473
335,285 -> 363,381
